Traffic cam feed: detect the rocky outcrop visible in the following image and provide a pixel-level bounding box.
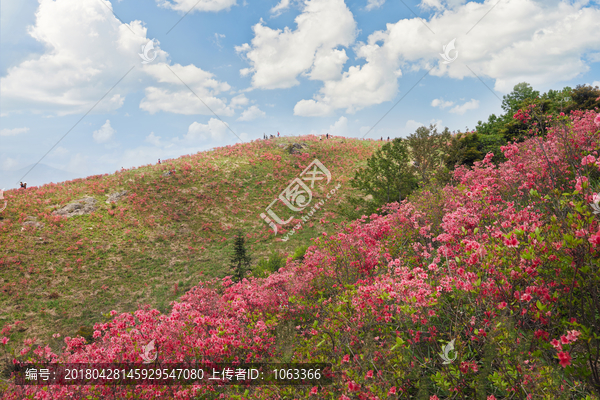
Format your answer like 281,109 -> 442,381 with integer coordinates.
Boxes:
52,197 -> 98,218
22,216 -> 45,230
286,143 -> 308,155
105,191 -> 128,204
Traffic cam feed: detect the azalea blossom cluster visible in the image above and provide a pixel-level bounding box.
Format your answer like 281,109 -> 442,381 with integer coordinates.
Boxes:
2,112 -> 600,398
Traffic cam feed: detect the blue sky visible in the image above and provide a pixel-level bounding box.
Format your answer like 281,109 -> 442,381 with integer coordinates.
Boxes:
1,0 -> 599,189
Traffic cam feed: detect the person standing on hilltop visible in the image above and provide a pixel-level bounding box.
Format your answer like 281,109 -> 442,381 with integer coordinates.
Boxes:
20,182 -> 27,189
277,132 -> 280,137
326,133 -> 329,139
158,159 -> 161,164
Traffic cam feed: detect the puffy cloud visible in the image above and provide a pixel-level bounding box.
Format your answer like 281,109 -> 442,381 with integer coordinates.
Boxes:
230,94 -> 249,108
307,48 -> 349,81
50,146 -> 69,158
366,0 -> 385,11
156,0 -> 237,13
271,0 -> 291,16
145,132 -> 162,146
0,127 -> 29,136
449,99 -> 479,115
236,0 -> 357,90
139,87 -> 234,116
309,116 -> 351,136
93,120 -> 116,143
431,98 -> 454,108
295,0 -> 600,115
184,118 -> 230,141
293,99 -> 334,117
237,105 -> 266,121
0,0 -> 165,116
0,0 -> 235,118
139,63 -> 234,115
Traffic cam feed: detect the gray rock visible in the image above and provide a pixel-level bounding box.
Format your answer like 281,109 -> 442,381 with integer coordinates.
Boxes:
105,190 -> 128,204
52,197 -> 98,218
21,216 -> 44,230
286,143 -> 308,155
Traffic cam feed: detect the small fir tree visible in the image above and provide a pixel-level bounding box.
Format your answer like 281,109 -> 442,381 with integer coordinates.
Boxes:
230,230 -> 252,282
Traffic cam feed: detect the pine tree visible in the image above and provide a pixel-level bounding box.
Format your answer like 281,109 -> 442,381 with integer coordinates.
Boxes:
230,230 -> 252,282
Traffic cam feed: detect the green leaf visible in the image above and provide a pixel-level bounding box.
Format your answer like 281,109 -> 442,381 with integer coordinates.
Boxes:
536,300 -> 545,311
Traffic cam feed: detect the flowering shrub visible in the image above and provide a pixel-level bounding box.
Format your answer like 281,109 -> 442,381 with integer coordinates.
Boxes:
2,114 -> 600,399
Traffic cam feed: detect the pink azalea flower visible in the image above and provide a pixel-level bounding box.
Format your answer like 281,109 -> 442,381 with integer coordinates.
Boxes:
582,155 -> 597,165
520,293 -> 532,302
566,330 -> 581,342
551,339 -> 562,351
557,351 -> 572,367
575,176 -> 589,191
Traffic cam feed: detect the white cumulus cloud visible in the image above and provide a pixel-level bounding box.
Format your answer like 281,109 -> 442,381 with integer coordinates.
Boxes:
0,127 -> 29,136
449,99 -> 479,115
294,0 -> 600,115
431,98 -> 454,109
93,120 -> 116,143
237,105 -> 266,121
366,0 -> 385,11
145,132 -> 162,146
157,0 -> 237,13
0,0 -> 236,118
271,0 -> 291,16
236,0 -> 357,90
230,94 -> 249,108
184,118 -> 230,141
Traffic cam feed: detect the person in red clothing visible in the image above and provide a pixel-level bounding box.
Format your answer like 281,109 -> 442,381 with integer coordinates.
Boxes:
277,132 -> 280,137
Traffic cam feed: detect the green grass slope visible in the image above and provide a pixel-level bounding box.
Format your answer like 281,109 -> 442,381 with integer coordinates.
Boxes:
0,135 -> 382,362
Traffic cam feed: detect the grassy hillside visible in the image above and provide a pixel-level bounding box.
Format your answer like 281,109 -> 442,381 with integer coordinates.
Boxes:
0,135 -> 382,364
3,109 -> 600,399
